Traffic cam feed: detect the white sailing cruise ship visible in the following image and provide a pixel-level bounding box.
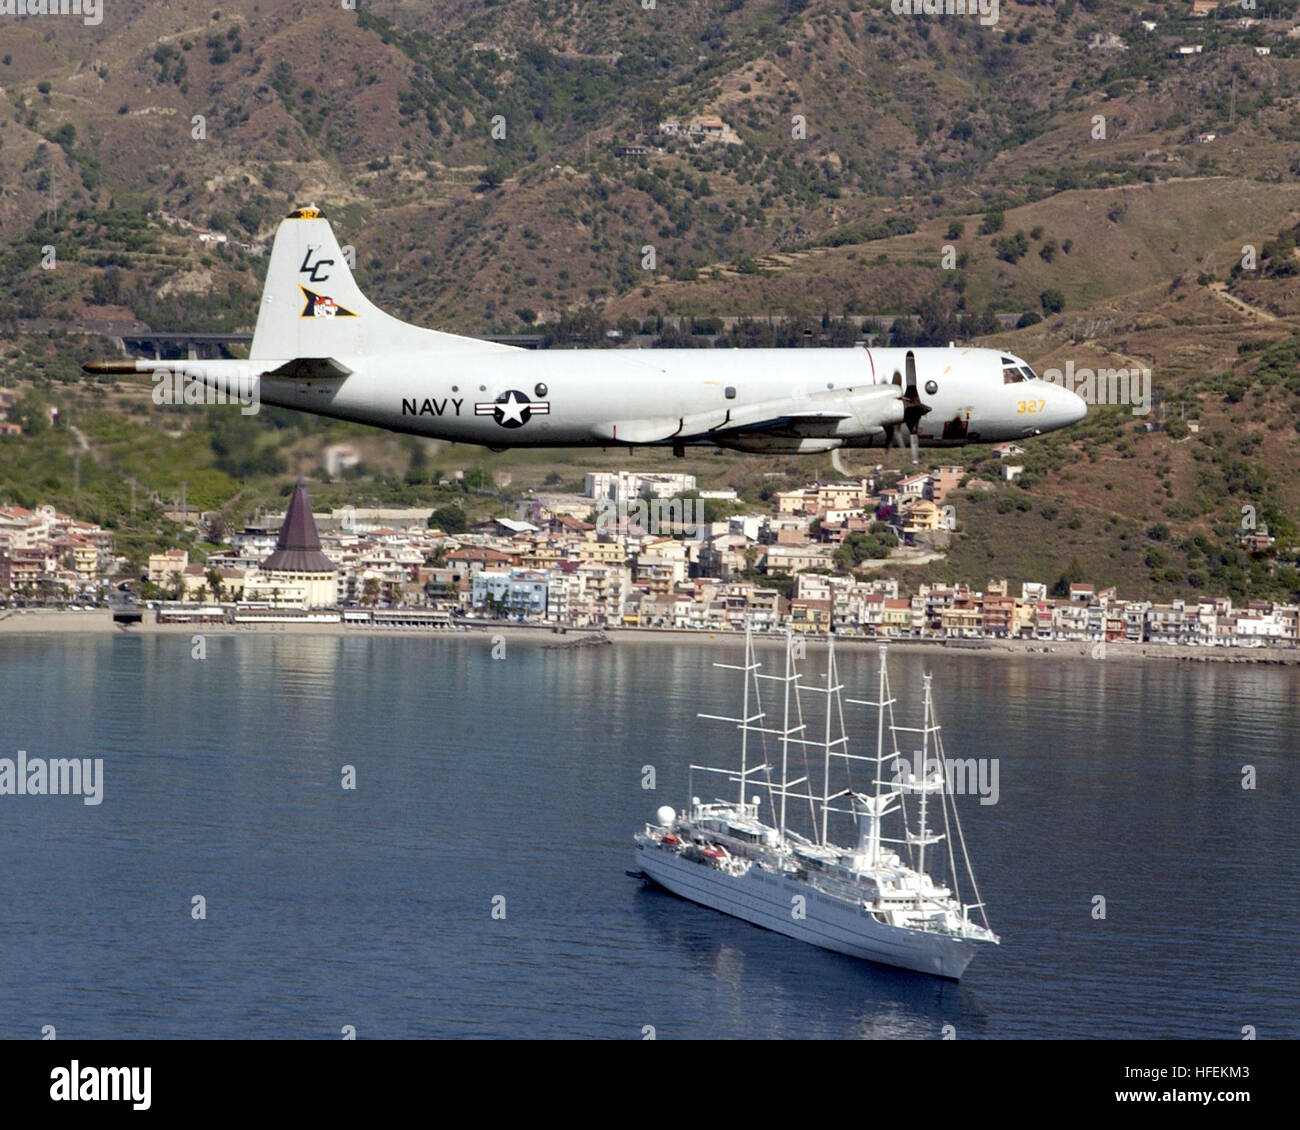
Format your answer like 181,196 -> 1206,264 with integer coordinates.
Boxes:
634,628 -> 999,979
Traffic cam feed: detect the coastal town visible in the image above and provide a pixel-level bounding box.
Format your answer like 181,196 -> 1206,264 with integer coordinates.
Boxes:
2,462 -> 1295,651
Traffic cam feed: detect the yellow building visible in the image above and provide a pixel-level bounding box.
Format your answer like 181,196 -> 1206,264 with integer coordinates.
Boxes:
148,549 -> 188,587
902,500 -> 944,533
577,538 -> 627,565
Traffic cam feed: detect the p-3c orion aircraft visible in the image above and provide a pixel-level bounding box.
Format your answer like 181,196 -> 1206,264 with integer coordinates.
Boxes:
86,207 -> 1087,457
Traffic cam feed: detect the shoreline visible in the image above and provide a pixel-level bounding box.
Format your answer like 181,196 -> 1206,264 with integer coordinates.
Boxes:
2,610 -> 1298,664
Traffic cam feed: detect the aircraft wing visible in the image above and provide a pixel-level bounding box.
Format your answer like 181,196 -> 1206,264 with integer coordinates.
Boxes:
706,411 -> 850,435
590,384 -> 902,444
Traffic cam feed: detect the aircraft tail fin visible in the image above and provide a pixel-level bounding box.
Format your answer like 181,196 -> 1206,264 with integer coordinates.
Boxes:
250,207 -> 514,360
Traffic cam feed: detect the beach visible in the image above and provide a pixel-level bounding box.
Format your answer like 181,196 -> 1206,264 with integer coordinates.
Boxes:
1,609 -> 1297,664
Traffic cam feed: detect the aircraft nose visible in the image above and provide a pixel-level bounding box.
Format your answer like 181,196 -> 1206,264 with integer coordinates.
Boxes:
1062,387 -> 1087,425
1049,385 -> 1087,428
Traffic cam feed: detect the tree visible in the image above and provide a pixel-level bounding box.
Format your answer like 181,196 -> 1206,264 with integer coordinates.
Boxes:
834,529 -> 898,571
479,163 -> 509,190
916,290 -> 960,345
1051,556 -> 1086,597
430,505 -> 468,534
631,90 -> 662,138
994,231 -> 1029,263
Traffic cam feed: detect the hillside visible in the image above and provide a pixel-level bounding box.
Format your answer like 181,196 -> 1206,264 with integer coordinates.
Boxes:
1,0 -> 1299,599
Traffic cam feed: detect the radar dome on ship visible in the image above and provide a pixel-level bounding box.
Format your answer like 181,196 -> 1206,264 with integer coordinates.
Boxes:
656,806 -> 676,828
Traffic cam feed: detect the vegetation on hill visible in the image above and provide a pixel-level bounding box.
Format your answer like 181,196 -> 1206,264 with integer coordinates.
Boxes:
1,1 -> 1299,597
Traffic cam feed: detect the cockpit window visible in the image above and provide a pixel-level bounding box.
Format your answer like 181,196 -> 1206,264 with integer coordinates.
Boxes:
1002,365 -> 1025,384
1019,365 -> 1037,381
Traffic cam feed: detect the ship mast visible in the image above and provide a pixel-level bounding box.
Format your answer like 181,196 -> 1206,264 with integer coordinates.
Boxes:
778,629 -> 792,839
870,646 -> 891,867
905,673 -> 945,878
918,675 -> 931,874
696,619 -> 771,818
820,633 -> 834,845
844,645 -> 900,869
875,646 -> 886,806
794,633 -> 853,847
738,621 -> 752,808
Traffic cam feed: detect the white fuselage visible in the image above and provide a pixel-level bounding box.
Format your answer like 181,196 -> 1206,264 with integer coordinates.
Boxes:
253,345 -> 1085,453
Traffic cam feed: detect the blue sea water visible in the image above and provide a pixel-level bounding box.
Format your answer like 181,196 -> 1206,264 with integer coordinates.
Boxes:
0,632 -> 1296,1039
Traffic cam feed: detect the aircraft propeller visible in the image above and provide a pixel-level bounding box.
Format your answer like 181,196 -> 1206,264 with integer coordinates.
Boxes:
884,350 -> 932,464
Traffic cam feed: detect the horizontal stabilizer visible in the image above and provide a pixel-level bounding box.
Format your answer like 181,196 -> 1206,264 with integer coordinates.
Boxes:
264,357 -> 353,380
80,357 -> 352,382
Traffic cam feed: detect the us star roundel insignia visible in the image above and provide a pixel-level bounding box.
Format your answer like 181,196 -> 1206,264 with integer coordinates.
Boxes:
475,389 -> 550,428
299,286 -> 357,319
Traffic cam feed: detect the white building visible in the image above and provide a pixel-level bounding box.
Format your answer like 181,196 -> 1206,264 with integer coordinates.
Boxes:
585,471 -> 697,504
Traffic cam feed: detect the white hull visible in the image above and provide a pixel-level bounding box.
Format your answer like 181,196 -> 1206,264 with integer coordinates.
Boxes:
636,842 -> 979,980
